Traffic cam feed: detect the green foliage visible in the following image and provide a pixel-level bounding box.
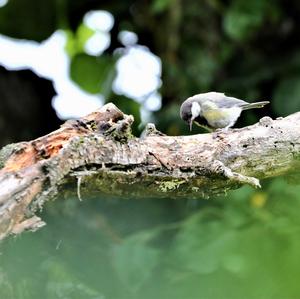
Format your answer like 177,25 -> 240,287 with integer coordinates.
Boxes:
43,260 -> 102,299
112,231 -> 161,292
2,179 -> 300,298
70,54 -> 116,96
273,75 -> 300,116
151,0 -> 173,13
223,0 -> 278,41
184,48 -> 219,90
65,25 -> 95,57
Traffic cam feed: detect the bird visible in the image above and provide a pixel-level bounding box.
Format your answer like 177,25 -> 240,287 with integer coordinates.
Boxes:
180,92 -> 269,131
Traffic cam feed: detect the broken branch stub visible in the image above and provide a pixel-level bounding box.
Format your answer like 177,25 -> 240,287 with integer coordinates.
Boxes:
0,103 -> 300,240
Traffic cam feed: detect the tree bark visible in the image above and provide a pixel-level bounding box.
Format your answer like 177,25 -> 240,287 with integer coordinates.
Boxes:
0,103 -> 299,240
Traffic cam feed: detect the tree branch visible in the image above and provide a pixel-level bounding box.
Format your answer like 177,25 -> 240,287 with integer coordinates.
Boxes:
0,103 -> 299,240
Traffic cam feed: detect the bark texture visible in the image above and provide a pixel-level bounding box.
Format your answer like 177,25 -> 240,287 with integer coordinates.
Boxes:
0,103 -> 300,240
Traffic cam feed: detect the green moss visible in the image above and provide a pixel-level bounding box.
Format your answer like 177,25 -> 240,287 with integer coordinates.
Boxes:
87,120 -> 98,131
0,143 -> 19,169
110,127 -> 133,143
158,179 -> 186,192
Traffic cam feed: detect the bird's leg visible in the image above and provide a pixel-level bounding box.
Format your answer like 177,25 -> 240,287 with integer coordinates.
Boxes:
194,122 -> 213,133
212,126 -> 232,139
212,129 -> 223,139
224,121 -> 235,131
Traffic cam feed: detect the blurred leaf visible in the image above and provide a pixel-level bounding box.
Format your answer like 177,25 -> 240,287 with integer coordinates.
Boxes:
70,54 -> 116,96
0,270 -> 13,299
185,48 -> 219,90
113,231 -> 161,292
151,0 -> 173,13
224,0 -> 271,41
65,25 -> 95,57
168,209 -> 239,275
65,30 -> 77,57
76,24 -> 94,50
44,259 -> 103,299
273,75 -> 300,116
250,192 -> 268,208
163,187 -> 300,298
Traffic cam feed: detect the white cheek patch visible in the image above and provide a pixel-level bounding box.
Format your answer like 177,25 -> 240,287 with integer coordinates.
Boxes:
191,102 -> 201,119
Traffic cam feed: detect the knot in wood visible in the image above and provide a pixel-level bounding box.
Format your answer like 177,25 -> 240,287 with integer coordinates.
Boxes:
259,116 -> 273,127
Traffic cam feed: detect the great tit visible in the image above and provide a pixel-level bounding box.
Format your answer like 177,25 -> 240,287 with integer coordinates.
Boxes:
180,92 -> 269,131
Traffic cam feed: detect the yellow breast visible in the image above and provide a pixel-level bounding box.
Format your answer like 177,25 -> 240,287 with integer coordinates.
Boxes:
203,110 -> 230,122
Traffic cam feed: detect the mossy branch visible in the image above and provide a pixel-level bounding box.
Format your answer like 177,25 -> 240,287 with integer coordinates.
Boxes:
0,103 -> 300,240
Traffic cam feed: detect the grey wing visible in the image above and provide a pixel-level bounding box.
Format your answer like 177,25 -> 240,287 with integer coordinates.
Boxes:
215,96 -> 249,108
188,92 -> 249,108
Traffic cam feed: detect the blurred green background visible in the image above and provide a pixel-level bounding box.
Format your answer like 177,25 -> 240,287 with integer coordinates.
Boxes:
0,0 -> 300,298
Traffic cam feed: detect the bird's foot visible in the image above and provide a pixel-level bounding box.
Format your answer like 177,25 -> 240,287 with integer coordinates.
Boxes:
212,128 -> 230,139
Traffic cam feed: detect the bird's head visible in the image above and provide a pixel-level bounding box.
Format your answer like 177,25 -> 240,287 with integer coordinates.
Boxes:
180,101 -> 201,131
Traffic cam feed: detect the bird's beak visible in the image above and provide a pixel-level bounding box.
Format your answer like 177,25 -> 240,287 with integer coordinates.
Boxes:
189,119 -> 193,131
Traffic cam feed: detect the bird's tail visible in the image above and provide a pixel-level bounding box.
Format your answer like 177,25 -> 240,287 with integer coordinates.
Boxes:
241,101 -> 270,110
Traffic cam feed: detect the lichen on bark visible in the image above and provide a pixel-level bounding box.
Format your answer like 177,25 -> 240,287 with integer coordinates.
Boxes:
0,103 -> 299,240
